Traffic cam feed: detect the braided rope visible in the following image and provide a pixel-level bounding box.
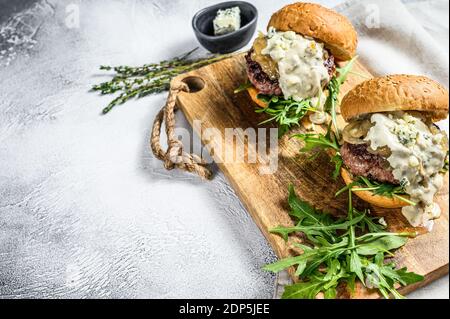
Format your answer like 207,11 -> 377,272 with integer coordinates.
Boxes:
150,82 -> 213,180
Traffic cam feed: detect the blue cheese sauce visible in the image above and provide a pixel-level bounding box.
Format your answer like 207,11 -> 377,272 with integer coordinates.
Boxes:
261,27 -> 330,124
364,112 -> 447,230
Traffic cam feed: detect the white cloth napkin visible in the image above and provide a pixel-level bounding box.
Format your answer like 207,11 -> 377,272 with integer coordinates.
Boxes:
274,0 -> 450,299
336,0 -> 449,85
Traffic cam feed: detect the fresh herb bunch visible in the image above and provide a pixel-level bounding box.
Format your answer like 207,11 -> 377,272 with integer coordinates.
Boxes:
293,129 -> 412,204
264,186 -> 423,299
325,56 -> 359,140
92,48 -> 231,114
255,95 -> 316,137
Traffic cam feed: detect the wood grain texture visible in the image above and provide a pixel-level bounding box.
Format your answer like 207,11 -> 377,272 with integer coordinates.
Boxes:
173,54 -> 449,299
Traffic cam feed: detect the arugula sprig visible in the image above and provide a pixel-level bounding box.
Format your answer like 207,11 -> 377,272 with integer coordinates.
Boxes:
325,56 -> 358,140
255,95 -> 316,137
233,81 -> 252,94
293,124 -> 340,153
293,125 -> 342,179
335,176 -> 415,206
264,186 -> 422,299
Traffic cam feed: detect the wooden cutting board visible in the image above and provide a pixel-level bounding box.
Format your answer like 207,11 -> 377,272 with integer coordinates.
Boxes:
173,54 -> 449,298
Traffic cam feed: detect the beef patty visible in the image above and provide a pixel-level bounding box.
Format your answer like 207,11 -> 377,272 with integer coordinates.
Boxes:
340,143 -> 398,184
245,52 -> 283,96
245,50 -> 336,96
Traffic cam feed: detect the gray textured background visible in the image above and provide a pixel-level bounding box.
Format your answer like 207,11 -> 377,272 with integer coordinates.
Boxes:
0,0 -> 448,299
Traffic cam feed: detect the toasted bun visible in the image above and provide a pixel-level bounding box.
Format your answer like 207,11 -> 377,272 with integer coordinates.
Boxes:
267,3 -> 357,61
341,168 -> 410,209
247,86 -> 268,108
341,75 -> 449,122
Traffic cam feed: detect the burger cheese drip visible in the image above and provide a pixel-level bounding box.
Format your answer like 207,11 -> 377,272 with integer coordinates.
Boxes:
364,112 -> 448,230
260,27 -> 330,113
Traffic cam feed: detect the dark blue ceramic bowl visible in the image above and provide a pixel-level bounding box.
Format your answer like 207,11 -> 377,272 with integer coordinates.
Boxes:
192,1 -> 258,54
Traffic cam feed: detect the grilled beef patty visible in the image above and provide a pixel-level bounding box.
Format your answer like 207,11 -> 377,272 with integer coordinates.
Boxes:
340,143 -> 398,185
245,51 -> 336,97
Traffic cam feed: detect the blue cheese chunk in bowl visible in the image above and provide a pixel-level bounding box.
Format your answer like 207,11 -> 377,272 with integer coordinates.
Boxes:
192,1 -> 258,53
213,7 -> 241,36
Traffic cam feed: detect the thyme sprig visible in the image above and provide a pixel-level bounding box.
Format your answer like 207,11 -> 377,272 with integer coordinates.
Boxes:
92,48 -> 232,114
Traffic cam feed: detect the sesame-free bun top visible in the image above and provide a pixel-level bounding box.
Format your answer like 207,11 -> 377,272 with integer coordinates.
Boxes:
267,3 -> 357,61
341,75 -> 449,122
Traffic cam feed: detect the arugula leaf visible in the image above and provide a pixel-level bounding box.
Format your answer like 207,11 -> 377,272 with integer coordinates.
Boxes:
356,214 -> 386,234
282,280 -> 324,299
263,255 -> 310,273
288,185 -> 336,242
325,56 -> 358,140
233,81 -> 252,94
293,127 -> 343,180
325,78 -> 341,140
295,259 -> 308,277
349,176 -> 416,206
331,153 -> 343,180
324,287 -> 337,299
356,235 -> 408,256
293,133 -> 340,153
324,258 -> 341,281
292,242 -> 314,252
255,95 -> 315,137
302,247 -> 347,277
364,260 -> 414,299
364,263 -> 392,298
350,250 -> 365,284
336,56 -> 358,84
270,214 -> 365,240
395,267 -> 425,285
288,185 -> 318,220
346,273 -> 356,296
281,258 -> 348,299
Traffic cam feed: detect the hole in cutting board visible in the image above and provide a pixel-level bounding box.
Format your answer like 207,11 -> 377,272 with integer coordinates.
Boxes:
182,76 -> 205,93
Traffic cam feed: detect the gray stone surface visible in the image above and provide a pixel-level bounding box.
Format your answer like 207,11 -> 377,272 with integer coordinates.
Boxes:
0,0 -> 448,299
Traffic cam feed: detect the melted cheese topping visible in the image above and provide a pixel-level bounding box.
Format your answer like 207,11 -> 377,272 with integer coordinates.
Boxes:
261,27 -> 330,102
364,112 -> 447,230
251,35 -> 279,79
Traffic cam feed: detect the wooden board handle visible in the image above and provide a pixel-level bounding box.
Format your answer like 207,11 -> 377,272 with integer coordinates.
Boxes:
150,80 -> 213,180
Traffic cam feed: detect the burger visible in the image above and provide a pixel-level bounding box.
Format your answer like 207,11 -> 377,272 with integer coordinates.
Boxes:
242,3 -> 357,133
339,75 -> 449,230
